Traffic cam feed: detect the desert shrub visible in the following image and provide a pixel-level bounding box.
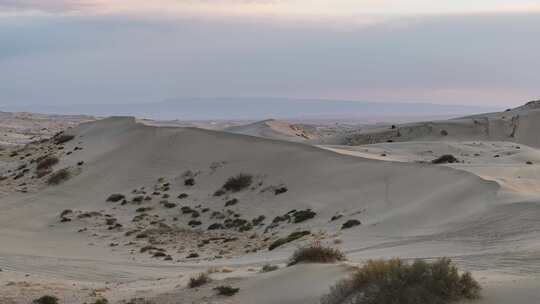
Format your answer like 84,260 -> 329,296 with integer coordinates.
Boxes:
215,285 -> 240,296
342,219 -> 361,230
261,264 -> 279,273
288,245 -> 346,266
432,154 -> 459,164
274,186 -> 288,195
54,134 -> 75,145
93,299 -> 109,304
187,253 -> 200,259
178,193 -> 189,199
208,223 -> 224,230
106,194 -> 125,202
225,198 -> 238,207
188,273 -> 210,288
441,130 -> 449,136
162,201 -> 177,209
32,295 -> 59,304
222,174 -> 253,192
47,168 -> 70,185
292,209 -> 317,223
320,258 -> 481,304
213,189 -> 226,196
184,178 -> 195,186
37,155 -> 59,171
268,230 -> 311,251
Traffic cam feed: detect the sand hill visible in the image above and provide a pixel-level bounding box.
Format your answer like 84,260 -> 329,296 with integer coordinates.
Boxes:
318,100 -> 540,148
1,113 -> 540,303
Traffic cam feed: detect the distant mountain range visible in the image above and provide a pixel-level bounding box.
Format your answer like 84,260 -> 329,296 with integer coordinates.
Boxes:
1,98 -> 499,121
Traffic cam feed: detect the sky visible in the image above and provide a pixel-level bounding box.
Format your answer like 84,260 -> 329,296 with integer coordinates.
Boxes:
1,0 -> 540,108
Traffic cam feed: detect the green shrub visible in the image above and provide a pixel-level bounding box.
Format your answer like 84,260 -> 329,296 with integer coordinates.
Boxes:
215,285 -> 240,296
188,273 -> 210,288
93,299 -> 109,304
47,168 -> 70,185
32,295 -> 59,304
222,174 -> 253,192
288,245 -> 346,266
320,258 -> 481,304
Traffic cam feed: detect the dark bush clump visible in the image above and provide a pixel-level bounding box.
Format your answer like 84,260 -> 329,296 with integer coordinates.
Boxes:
184,178 -> 195,186
106,194 -> 125,202
274,186 -> 288,195
215,285 -> 240,296
47,168 -> 70,185
320,258 -> 481,304
292,209 -> 316,223
178,193 -> 189,199
268,230 -> 311,251
261,264 -> 279,273
432,154 -> 459,164
440,129 -> 449,136
225,198 -> 238,207
54,134 -> 75,145
222,174 -> 253,192
37,155 -> 59,171
32,295 -> 59,304
188,273 -> 210,288
213,189 -> 226,197
342,219 -> 361,230
288,245 -> 346,266
208,223 -> 224,230
93,298 -> 109,304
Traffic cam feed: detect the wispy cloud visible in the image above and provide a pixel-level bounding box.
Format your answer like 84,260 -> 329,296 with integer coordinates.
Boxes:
3,0 -> 540,17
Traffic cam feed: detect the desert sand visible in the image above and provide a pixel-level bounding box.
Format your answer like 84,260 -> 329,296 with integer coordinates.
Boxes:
1,103 -> 540,303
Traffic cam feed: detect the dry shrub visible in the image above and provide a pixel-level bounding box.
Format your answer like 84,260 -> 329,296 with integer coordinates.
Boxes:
188,272 -> 210,288
54,134 -> 75,145
222,174 -> 253,192
36,155 -> 59,171
215,285 -> 240,296
321,258 -> 481,304
32,296 -> 59,304
432,154 -> 459,164
47,168 -> 70,185
288,245 -> 346,266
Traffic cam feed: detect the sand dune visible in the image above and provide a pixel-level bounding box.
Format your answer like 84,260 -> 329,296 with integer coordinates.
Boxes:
1,116 -> 540,303
318,100 -> 540,149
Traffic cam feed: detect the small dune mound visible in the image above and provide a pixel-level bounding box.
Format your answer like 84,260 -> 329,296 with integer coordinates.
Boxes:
321,258 -> 481,304
288,245 -> 346,266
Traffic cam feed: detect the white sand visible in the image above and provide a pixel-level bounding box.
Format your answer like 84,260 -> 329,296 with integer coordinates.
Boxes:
1,112 -> 540,303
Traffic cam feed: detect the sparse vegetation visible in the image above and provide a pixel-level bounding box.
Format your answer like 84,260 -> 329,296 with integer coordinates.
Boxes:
32,295 -> 59,304
288,245 -> 346,266
225,198 -> 238,206
441,129 -> 449,136
93,299 -> 109,304
320,258 -> 481,304
47,168 -> 70,185
215,285 -> 240,296
432,154 -> 459,164
268,230 -> 311,251
188,272 -> 210,288
222,174 -> 253,192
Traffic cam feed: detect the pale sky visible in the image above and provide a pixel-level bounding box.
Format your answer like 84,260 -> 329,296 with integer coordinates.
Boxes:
1,0 -> 540,107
